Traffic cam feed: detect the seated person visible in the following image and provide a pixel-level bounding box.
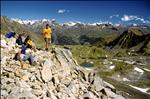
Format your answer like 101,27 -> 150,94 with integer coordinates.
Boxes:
16,34 -> 23,45
24,35 -> 36,49
14,44 -> 36,67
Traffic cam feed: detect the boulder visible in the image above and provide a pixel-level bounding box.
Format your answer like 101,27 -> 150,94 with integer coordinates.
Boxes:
41,61 -> 52,83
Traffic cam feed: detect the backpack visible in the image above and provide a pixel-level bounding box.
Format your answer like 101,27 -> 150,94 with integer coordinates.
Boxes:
5,32 -> 16,38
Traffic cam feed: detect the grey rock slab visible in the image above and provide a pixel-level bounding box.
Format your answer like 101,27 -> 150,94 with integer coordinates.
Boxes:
41,61 -> 52,83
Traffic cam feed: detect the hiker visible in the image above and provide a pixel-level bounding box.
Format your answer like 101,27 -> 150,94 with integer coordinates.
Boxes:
42,24 -> 52,51
16,34 -> 23,45
24,35 -> 36,50
14,44 -> 36,67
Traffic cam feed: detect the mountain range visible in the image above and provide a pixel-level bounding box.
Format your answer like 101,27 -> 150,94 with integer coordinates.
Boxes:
1,16 -> 150,54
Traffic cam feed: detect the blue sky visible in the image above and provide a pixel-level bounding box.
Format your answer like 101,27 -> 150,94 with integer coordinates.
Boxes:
1,1 -> 150,24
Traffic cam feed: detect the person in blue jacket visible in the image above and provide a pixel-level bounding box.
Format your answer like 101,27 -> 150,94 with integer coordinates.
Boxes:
16,34 -> 23,45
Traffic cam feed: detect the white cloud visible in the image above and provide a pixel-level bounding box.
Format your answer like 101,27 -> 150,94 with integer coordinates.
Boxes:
110,14 -> 119,19
121,15 -> 138,21
121,15 -> 150,24
58,9 -> 68,14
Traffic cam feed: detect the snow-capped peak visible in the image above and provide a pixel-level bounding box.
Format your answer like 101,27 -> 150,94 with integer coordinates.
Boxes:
11,18 -> 55,25
63,21 -> 77,26
11,18 -> 38,25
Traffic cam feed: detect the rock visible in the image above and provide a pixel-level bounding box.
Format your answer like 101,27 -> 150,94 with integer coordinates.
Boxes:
1,56 -> 9,65
93,75 -> 104,91
21,75 -> 29,81
3,67 -> 15,72
100,88 -> 116,98
51,75 -> 60,85
43,59 -> 54,67
114,95 -> 125,99
68,81 -> 80,96
47,81 -> 55,91
60,77 -> 71,86
88,72 -> 95,84
79,91 -> 96,99
30,75 -> 36,82
1,39 -> 8,48
22,63 -> 29,69
1,90 -> 8,96
30,82 -> 42,90
104,81 -> 116,92
41,61 -> 52,83
32,89 -> 44,96
47,90 -> 58,99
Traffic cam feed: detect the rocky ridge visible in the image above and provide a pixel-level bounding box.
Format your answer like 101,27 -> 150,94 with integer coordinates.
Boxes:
1,35 -> 124,99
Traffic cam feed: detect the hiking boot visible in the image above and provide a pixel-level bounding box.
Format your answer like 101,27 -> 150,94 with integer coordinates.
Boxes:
31,61 -> 37,66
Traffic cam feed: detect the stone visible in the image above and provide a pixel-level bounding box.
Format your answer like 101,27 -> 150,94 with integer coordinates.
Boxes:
32,89 -> 44,96
35,71 -> 43,82
30,82 -> 42,90
30,75 -> 36,82
47,90 -> 58,99
3,67 -> 14,72
88,72 -> 95,84
43,59 -> 54,67
100,88 -> 116,98
41,61 -> 52,83
22,63 -> 29,69
22,75 -> 29,81
93,75 -> 104,91
1,39 -> 8,48
47,82 -> 55,91
1,56 -> 9,65
51,75 -> 60,85
79,91 -> 96,99
104,81 -> 116,92
1,90 -> 8,96
68,81 -> 80,96
114,95 -> 125,99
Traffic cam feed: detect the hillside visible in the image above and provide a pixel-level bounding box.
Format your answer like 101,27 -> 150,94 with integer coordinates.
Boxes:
107,27 -> 150,54
0,35 -> 124,99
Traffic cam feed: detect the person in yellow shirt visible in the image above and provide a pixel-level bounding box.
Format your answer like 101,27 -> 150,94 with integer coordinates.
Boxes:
24,35 -> 36,50
42,24 -> 52,51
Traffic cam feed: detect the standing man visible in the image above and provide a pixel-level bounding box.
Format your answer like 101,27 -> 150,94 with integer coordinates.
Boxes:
42,24 -> 52,51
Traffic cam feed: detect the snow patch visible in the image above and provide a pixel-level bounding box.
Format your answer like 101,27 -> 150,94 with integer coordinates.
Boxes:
111,59 -> 123,62
129,85 -> 150,94
124,60 -> 136,65
143,68 -> 150,72
134,67 -> 144,74
109,65 -> 115,69
123,78 -> 130,81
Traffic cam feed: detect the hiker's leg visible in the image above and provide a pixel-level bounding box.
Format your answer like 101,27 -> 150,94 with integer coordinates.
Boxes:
28,54 -> 34,65
48,38 -> 51,48
45,38 -> 48,50
22,54 -> 33,64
